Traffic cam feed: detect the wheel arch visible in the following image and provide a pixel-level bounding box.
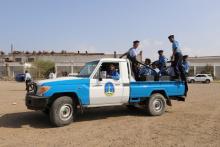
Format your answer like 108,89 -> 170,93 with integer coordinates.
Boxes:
150,90 -> 168,99
48,92 -> 81,108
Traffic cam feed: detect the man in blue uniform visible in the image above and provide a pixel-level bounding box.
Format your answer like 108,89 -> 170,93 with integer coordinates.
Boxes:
157,50 -> 168,75
130,40 -> 140,80
168,35 -> 186,81
182,55 -> 190,76
107,64 -> 120,80
120,40 -> 140,80
139,58 -> 152,78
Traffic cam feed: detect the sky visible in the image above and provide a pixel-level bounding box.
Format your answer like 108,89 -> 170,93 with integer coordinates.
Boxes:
0,0 -> 220,60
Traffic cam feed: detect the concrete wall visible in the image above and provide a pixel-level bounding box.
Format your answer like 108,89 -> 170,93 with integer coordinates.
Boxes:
9,66 -> 24,77
0,66 -> 7,77
3,52 -> 142,64
215,66 -> 220,79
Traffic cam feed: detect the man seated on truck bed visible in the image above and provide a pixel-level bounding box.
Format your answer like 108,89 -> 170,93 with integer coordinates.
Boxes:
138,58 -> 152,80
107,64 -> 120,80
157,50 -> 168,73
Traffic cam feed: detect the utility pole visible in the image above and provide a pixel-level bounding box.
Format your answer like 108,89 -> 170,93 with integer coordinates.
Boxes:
11,44 -> 14,61
11,44 -> 13,53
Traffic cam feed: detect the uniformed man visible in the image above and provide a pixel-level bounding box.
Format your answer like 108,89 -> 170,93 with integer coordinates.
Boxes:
157,50 -> 167,71
168,35 -> 186,81
107,64 -> 120,80
120,40 -> 140,80
182,55 -> 190,76
139,58 -> 152,80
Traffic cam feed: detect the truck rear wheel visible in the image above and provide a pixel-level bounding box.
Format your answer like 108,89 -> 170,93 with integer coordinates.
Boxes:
146,93 -> 166,116
50,96 -> 76,127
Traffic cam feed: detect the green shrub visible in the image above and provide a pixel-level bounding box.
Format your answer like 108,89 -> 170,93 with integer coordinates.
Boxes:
30,60 -> 55,79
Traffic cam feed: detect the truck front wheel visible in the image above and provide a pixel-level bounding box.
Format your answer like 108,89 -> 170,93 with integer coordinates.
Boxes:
146,93 -> 166,116
50,96 -> 76,127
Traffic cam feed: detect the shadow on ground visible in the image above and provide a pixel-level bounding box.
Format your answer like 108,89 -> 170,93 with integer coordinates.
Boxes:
0,106 -> 148,129
0,111 -> 51,129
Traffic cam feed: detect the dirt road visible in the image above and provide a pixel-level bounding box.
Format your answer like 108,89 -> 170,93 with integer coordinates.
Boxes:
0,81 -> 220,147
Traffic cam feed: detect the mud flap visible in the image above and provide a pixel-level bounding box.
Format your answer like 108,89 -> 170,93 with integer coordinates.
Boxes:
166,98 -> 172,106
184,81 -> 188,97
171,96 -> 185,102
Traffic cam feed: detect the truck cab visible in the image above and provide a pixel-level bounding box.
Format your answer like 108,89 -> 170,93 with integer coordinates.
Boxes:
26,58 -> 187,127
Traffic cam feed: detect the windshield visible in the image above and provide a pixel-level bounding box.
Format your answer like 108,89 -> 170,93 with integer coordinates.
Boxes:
78,61 -> 99,77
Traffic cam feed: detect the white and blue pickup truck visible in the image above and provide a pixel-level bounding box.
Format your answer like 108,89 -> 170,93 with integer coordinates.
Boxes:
26,58 -> 187,127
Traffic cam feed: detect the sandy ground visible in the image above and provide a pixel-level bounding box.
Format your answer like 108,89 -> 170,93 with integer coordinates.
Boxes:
0,81 -> 220,147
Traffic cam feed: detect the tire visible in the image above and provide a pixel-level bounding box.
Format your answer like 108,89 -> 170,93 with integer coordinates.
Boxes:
190,79 -> 195,83
146,93 -> 166,116
205,79 -> 210,84
50,96 -> 76,127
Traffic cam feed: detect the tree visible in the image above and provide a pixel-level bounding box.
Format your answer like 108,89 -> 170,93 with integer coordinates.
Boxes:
31,60 -> 55,79
188,66 -> 194,76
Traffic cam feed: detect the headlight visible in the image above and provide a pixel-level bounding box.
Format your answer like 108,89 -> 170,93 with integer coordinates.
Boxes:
37,86 -> 50,96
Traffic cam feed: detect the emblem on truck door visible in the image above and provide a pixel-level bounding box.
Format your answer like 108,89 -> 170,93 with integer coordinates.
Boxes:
104,82 -> 115,96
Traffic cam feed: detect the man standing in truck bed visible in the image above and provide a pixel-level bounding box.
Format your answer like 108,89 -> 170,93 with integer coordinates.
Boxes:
120,40 -> 140,80
168,35 -> 186,81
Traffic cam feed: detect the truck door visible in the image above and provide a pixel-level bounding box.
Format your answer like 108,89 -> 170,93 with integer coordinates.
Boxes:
89,61 -> 129,106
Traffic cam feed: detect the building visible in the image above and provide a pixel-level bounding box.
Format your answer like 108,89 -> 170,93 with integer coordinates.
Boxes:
0,50 -> 142,78
1,51 -> 220,79
188,56 -> 220,78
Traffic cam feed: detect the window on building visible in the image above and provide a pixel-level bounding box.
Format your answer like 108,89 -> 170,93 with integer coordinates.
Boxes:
15,58 -> 22,62
28,58 -> 35,62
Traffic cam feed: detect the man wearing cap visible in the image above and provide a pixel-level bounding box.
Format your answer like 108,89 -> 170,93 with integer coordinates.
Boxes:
139,58 -> 152,80
157,50 -> 167,71
121,40 -> 140,80
128,40 -> 140,80
168,35 -> 186,81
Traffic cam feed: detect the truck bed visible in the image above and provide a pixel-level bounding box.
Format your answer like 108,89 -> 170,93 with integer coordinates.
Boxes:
130,81 -> 185,99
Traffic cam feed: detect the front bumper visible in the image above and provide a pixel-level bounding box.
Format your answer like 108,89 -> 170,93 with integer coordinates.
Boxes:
25,94 -> 49,110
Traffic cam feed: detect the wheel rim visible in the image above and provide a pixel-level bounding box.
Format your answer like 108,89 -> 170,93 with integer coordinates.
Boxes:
152,98 -> 163,112
59,104 -> 73,121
